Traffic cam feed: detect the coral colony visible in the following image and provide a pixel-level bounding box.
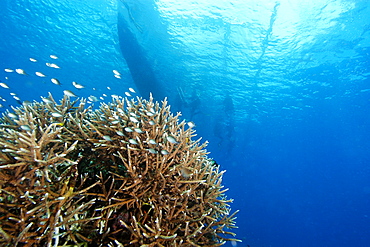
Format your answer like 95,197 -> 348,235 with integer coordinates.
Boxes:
0,93 -> 239,246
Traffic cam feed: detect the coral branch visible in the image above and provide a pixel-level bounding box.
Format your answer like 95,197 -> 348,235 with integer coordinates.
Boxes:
0,94 -> 238,246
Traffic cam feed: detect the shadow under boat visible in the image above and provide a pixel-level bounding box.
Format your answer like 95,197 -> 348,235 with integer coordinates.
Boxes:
117,0 -> 166,100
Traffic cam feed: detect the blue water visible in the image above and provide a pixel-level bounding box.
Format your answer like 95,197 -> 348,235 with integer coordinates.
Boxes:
1,0 -> 370,246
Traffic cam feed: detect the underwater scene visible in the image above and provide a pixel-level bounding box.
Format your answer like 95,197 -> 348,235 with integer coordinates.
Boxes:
1,0 -> 370,246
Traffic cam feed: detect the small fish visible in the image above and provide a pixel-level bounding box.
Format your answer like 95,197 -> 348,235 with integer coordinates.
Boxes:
8,113 -> 17,118
51,112 -> 63,117
72,81 -> 84,89
10,93 -> 16,96
129,116 -> 139,123
29,58 -> 37,62
114,74 -> 121,79
129,88 -> 136,93
51,78 -> 61,85
187,121 -> 196,128
103,135 -> 113,141
20,125 -> 32,131
148,148 -> 157,154
124,127 -> 133,132
112,70 -> 120,75
50,55 -> 58,59
149,120 -> 155,125
161,150 -> 169,155
23,101 -> 32,106
35,72 -> 46,77
125,92 -> 132,97
4,68 -> 14,72
13,96 -> 20,101
15,68 -> 27,75
54,122 -> 64,126
107,86 -> 111,90
129,139 -> 138,145
41,97 -> 53,104
88,95 -> 98,102
116,131 -> 125,136
63,90 -> 77,97
46,63 -> 60,69
134,128 -> 143,133
0,82 -> 9,89
148,139 -> 157,145
180,167 -> 192,178
166,135 -> 178,144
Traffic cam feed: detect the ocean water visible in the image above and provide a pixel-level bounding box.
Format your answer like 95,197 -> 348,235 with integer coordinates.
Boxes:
1,0 -> 370,246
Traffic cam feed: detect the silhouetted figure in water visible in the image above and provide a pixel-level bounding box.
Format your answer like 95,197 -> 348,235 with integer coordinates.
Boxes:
213,94 -> 236,155
188,88 -> 201,119
223,94 -> 234,119
174,87 -> 201,121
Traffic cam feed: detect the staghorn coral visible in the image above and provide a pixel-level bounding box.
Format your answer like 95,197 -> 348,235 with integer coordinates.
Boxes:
0,93 -> 239,246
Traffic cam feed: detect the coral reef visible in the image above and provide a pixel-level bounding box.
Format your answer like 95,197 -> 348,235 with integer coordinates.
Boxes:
0,93 -> 238,246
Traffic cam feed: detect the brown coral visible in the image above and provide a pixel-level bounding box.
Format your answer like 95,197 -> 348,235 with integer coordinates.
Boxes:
0,93 -> 239,246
